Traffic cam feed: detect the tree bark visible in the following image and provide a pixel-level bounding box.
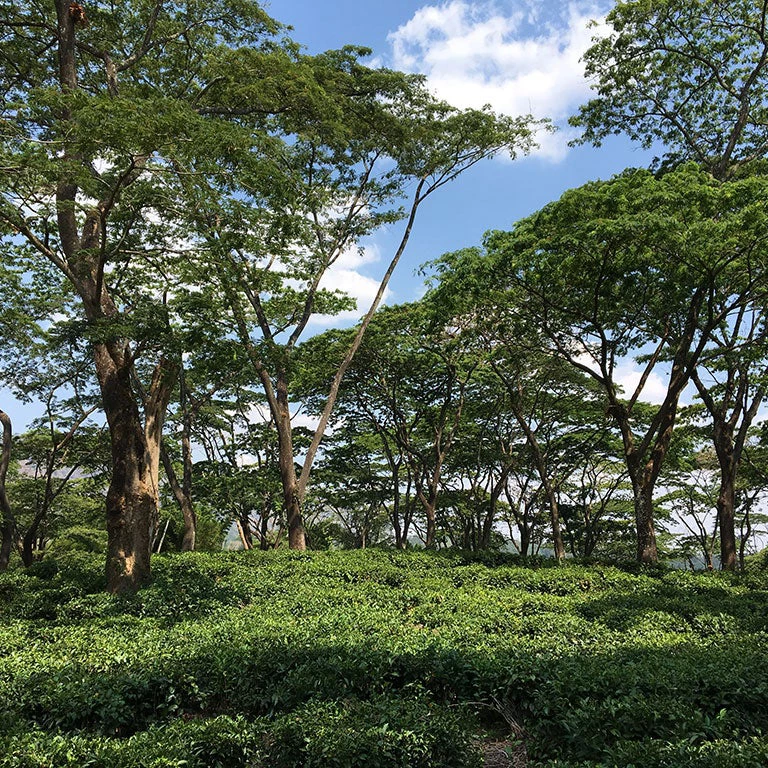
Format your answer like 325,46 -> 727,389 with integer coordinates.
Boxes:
0,410 -> 15,571
99,345 -> 159,592
21,509 -> 47,567
715,430 -> 738,572
633,484 -> 659,565
161,444 -> 197,552
274,369 -> 306,550
236,517 -> 253,550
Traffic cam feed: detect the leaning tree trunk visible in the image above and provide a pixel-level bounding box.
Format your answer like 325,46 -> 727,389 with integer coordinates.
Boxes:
161,445 -> 197,552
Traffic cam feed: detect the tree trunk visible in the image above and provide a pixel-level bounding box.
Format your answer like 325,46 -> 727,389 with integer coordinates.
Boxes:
21,511 -> 45,567
179,367 -> 197,551
0,410 -> 14,572
103,412 -> 155,589
717,468 -> 737,572
545,484 -> 566,562
270,369 -> 306,550
97,342 -> 170,593
389,463 -> 404,548
236,516 -> 253,550
519,521 -> 531,557
424,507 -> 437,548
739,503 -> 753,571
259,501 -> 272,550
633,484 -> 659,564
161,444 -> 197,552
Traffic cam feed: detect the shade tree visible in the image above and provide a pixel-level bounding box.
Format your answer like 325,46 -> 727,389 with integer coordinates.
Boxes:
689,301 -> 768,569
0,0 -> 312,590
170,69 -> 539,551
572,0 -> 768,179
429,165 -> 768,563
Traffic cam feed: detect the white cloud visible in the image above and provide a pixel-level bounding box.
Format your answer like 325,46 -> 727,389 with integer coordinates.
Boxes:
614,362 -> 669,405
309,242 -> 393,328
386,1 -> 610,161
573,352 -> 672,406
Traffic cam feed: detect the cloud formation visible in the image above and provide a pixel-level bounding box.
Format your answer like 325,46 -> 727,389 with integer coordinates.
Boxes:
309,242 -> 393,328
386,1 -> 609,161
614,361 -> 670,406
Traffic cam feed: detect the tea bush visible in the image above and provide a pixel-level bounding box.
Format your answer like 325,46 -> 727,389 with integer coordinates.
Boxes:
1,550 -> 768,766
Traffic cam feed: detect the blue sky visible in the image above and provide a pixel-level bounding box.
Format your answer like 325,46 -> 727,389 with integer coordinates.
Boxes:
267,0 -> 654,309
264,0 -> 664,402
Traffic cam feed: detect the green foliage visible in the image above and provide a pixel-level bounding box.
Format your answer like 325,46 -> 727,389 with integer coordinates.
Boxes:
571,0 -> 768,178
155,508 -> 224,554
2,551 -> 768,765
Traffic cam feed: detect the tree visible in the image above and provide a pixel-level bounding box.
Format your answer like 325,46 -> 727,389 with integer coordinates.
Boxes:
190,393 -> 285,552
0,1 -> 301,590
430,165 -> 768,563
0,409 -> 13,571
3,3 -> 532,585
485,349 -> 610,562
311,425 -> 391,549
168,53 -> 539,550
556,433 -> 632,559
572,0 -> 768,179
690,304 -> 768,570
736,423 -> 768,566
436,371 -> 519,551
572,0 -> 768,566
300,302 -> 479,549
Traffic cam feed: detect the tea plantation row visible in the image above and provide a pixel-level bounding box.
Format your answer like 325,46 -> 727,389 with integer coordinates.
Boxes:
1,550 -> 768,767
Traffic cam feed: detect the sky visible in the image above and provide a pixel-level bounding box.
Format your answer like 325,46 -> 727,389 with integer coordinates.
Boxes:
264,0 -> 665,397
5,0 -> 667,430
263,0 -> 655,299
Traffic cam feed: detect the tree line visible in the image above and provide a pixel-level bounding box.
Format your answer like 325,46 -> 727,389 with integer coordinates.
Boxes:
1,0 -> 767,590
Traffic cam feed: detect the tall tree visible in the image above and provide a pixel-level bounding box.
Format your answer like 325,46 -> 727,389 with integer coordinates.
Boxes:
572,0 -> 768,179
430,165 -> 768,563
4,4 -> 487,585
0,1 -> 288,590
172,75 -> 538,549
573,0 -> 768,566
689,303 -> 768,569
437,371 -> 519,551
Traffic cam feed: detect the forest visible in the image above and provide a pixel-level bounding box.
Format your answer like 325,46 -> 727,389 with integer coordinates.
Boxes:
1,0 -> 768,766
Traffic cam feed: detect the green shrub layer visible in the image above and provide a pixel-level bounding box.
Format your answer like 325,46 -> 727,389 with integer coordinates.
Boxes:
1,550 -> 767,766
